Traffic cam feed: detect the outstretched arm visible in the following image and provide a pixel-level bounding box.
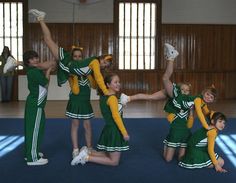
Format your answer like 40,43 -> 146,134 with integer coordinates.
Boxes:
31,60 -> 56,70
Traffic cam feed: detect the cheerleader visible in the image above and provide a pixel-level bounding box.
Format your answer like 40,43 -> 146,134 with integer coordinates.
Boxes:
179,112 -> 227,173
28,9 -> 112,96
71,73 -> 130,166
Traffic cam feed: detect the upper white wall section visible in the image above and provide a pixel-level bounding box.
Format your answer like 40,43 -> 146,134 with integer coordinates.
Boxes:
162,0 -> 236,24
28,0 -> 236,24
28,0 -> 114,23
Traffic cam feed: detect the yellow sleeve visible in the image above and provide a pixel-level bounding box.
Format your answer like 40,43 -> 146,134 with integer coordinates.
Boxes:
87,74 -> 97,89
166,113 -> 175,124
89,59 -> 109,95
207,129 -> 218,165
202,104 -> 210,115
210,111 -> 216,119
194,98 -> 209,129
107,96 -> 128,137
68,75 -> 80,95
186,115 -> 194,128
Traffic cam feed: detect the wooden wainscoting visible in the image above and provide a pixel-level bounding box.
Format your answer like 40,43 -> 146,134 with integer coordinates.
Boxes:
21,23 -> 236,100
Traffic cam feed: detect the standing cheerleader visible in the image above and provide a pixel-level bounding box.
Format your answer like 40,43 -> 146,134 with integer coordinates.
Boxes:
66,48 -> 95,159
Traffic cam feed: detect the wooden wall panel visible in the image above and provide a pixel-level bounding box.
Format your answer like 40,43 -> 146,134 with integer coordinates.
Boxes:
27,23 -> 113,59
162,25 -> 236,71
25,23 -> 236,99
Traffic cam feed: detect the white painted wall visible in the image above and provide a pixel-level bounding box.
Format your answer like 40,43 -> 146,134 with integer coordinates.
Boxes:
162,0 -> 236,24
18,75 -> 99,100
28,0 -> 114,23
28,0 -> 236,24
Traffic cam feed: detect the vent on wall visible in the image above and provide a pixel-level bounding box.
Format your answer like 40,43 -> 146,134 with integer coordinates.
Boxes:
63,0 -> 102,5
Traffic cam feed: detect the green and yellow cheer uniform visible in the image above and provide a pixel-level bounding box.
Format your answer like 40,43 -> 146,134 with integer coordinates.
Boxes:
57,47 -> 108,95
194,95 -> 214,129
163,83 -> 215,148
97,95 -> 129,152
163,83 -> 195,148
179,127 -> 219,169
66,75 -> 94,119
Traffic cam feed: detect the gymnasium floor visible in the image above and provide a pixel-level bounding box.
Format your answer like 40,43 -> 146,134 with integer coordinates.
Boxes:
0,100 -> 236,118
0,100 -> 235,183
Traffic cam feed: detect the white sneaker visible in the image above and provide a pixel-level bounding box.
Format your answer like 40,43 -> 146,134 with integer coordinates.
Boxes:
120,93 -> 130,106
28,9 -> 46,21
164,43 -> 179,60
72,148 -> 79,159
3,56 -> 17,74
27,158 -> 48,166
24,152 -> 44,161
71,146 -> 88,166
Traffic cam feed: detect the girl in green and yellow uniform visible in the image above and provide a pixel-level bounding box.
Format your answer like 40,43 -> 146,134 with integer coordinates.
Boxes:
65,48 -> 96,159
28,9 -> 112,96
71,73 -> 130,166
179,112 -> 227,173
162,44 -> 217,162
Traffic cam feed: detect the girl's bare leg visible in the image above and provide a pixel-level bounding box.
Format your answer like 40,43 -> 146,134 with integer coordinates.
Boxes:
178,147 -> 186,161
71,119 -> 80,150
83,120 -> 93,149
162,59 -> 175,98
88,152 -> 121,166
163,146 -> 175,162
29,9 -> 59,60
130,89 -> 167,101
38,20 -> 59,60
162,44 -> 179,98
90,150 -> 108,157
